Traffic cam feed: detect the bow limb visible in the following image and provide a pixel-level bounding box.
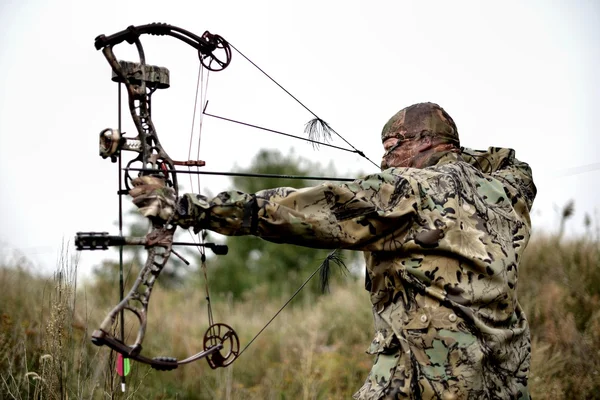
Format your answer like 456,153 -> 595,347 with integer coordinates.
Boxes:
88,226 -> 240,370
95,23 -> 232,71
88,227 -> 239,371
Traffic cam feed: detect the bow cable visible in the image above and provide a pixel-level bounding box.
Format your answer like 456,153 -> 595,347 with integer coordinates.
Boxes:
188,65 -> 204,191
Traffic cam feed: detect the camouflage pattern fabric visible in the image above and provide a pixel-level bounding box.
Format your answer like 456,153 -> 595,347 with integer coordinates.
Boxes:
179,146 -> 536,399
381,102 -> 460,146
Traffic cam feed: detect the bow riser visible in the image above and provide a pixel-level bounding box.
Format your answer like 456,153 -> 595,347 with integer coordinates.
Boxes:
102,45 -> 178,192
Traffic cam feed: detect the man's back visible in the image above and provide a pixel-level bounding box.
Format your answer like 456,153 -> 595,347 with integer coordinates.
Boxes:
358,148 -> 535,399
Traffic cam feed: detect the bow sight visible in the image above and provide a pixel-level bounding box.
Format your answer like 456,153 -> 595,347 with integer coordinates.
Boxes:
76,23 -> 239,372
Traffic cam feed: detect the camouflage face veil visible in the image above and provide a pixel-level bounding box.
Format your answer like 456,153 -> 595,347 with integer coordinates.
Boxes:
381,102 -> 460,147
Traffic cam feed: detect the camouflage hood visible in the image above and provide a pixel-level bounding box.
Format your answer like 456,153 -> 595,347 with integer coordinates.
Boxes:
462,147 -> 537,211
381,102 -> 460,146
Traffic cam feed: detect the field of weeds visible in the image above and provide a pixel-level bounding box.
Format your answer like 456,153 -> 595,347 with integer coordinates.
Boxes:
1,231 -> 599,399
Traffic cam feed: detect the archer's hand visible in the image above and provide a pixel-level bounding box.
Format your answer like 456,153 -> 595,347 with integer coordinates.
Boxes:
129,176 -> 176,222
175,193 -> 211,232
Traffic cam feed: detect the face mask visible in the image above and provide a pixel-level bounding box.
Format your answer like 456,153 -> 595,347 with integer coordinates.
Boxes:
381,137 -> 412,170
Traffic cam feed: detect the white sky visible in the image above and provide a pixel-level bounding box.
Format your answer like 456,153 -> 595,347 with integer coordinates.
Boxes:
0,0 -> 598,277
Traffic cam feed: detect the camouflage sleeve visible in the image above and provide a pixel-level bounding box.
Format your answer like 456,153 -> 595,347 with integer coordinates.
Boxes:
461,147 -> 537,214
186,171 -> 419,251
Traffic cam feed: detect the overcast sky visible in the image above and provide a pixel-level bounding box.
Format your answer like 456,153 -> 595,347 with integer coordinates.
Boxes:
0,0 -> 598,277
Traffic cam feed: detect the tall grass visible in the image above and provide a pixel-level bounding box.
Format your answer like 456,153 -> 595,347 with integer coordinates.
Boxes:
519,234 -> 600,399
1,227 -> 599,399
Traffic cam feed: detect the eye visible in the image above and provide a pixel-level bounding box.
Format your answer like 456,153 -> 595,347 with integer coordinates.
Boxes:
384,138 -> 403,152
383,138 -> 399,151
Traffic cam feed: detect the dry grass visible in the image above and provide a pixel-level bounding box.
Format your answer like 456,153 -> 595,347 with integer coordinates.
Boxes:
1,228 -> 599,399
519,233 -> 600,399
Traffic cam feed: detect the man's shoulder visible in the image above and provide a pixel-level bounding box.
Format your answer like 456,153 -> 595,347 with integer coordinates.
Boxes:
378,160 -> 479,185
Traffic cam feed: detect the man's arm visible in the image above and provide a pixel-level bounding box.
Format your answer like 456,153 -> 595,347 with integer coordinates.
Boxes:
179,171 -> 418,251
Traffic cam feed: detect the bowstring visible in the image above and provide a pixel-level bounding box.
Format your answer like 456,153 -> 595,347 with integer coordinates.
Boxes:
226,43 -> 379,169
182,42 -> 376,358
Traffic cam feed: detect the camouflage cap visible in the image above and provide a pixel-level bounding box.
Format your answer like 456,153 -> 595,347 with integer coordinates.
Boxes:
381,102 -> 459,146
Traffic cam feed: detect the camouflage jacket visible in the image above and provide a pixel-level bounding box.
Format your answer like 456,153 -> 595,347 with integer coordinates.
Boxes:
185,147 -> 536,399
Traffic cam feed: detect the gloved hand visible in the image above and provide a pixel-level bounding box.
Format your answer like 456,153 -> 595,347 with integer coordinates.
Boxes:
129,176 -> 176,222
175,193 -> 211,232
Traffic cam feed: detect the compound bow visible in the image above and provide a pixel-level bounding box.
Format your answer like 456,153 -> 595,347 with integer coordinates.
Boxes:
76,23 -> 237,371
